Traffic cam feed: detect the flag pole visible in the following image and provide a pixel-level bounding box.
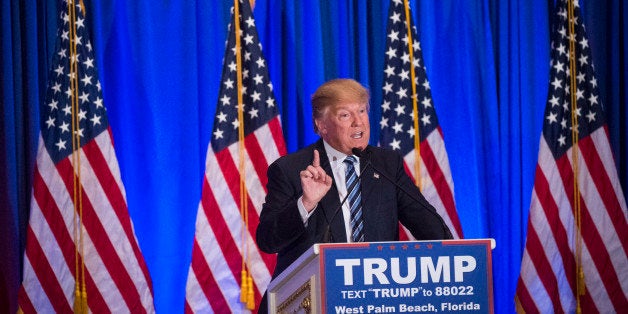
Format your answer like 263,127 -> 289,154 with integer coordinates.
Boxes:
233,0 -> 255,310
68,0 -> 88,312
402,0 -> 422,190
566,0 -> 584,312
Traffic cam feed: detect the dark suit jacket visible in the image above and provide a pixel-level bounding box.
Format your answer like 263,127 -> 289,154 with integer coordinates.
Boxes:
256,139 -> 452,280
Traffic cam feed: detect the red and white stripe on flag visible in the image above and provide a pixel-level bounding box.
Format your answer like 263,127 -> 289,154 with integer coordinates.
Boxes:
185,118 -> 285,313
18,131 -> 155,313
517,128 -> 628,312
401,128 -> 463,240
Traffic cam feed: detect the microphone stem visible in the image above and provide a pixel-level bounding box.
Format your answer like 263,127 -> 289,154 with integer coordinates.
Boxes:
354,147 -> 452,240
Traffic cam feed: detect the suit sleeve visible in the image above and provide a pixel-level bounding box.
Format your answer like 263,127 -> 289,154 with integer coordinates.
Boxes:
256,160 -> 310,253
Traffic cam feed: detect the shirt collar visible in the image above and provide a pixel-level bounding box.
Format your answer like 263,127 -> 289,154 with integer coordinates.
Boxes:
322,140 -> 346,163
322,140 -> 358,165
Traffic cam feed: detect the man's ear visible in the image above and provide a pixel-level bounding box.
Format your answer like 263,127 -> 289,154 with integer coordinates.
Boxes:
315,119 -> 326,134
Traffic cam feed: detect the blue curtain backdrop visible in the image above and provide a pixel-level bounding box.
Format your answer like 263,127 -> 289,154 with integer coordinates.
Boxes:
2,0 -> 626,312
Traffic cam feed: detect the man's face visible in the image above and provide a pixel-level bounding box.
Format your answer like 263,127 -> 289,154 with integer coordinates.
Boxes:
315,101 -> 370,155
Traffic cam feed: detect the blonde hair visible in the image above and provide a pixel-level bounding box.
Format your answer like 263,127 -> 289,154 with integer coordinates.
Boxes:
311,79 -> 370,133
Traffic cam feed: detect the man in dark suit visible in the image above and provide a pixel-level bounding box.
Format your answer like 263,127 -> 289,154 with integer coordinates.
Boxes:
256,78 -> 452,312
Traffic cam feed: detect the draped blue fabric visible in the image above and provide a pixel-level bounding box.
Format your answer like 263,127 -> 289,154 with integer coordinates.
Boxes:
2,0 -> 626,312
1,0 -> 54,309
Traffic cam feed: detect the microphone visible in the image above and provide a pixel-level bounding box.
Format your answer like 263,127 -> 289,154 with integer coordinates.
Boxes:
321,149 -> 372,243
351,147 -> 453,239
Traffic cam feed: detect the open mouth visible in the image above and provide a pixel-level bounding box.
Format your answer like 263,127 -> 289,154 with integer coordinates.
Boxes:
351,131 -> 364,139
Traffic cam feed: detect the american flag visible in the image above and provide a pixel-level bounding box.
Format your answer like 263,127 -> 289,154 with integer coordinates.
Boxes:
378,0 -> 463,239
516,0 -> 628,312
17,1 -> 155,312
184,0 -> 286,312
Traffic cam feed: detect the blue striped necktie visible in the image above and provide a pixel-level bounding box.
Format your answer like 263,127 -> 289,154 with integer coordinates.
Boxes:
344,155 -> 364,242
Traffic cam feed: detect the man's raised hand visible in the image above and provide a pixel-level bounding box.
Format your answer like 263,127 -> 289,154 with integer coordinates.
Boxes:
300,150 -> 332,211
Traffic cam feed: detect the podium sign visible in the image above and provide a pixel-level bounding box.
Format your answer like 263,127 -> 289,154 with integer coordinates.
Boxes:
267,239 -> 494,313
321,239 -> 494,313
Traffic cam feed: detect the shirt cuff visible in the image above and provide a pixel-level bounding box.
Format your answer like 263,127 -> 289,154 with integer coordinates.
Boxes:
297,196 -> 316,225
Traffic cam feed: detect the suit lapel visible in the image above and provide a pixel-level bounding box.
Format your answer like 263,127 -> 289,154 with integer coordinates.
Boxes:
360,148 -> 381,202
359,146 -> 382,242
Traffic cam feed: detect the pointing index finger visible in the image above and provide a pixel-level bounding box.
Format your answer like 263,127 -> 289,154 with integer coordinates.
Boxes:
312,149 -> 320,168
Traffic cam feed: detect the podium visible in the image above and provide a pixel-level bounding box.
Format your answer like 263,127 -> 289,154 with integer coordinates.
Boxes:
266,239 -> 495,313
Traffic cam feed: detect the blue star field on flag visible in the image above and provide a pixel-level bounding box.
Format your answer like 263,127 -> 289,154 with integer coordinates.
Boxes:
41,1 -> 108,164
542,0 -> 605,159
211,0 -> 279,153
379,0 -> 438,155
